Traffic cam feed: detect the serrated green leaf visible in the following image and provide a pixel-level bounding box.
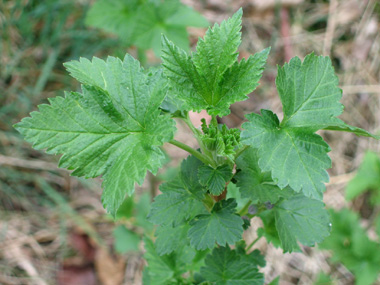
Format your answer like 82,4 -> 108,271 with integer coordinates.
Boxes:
200,246 -> 264,285
15,55 -> 176,216
241,53 -> 378,200
235,242 -> 266,268
235,147 -> 295,204
148,155 -> 208,226
212,48 -> 270,116
245,249 -> 266,268
113,225 -> 140,253
319,209 -> 380,285
257,210 -> 283,249
188,199 -> 244,250
274,194 -> 331,253
192,9 -> 242,98
241,110 -> 330,200
277,54 -> 343,129
155,223 -> 190,256
345,151 -> 380,201
198,165 -> 233,195
144,237 -> 196,285
162,9 -> 269,116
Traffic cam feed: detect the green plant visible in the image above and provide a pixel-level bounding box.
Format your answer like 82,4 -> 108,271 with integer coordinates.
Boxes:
319,209 -> 380,285
318,151 -> 380,285
15,9 -> 379,284
85,0 -> 208,57
346,151 -> 380,204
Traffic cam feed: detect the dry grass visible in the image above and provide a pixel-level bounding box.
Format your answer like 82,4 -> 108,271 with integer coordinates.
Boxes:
1,0 -> 379,284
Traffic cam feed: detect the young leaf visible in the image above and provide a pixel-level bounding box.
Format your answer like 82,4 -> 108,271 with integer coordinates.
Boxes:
198,165 -> 233,195
235,147 -> 294,204
241,109 -> 330,200
162,9 -> 269,116
188,199 -> 244,250
199,246 -> 264,284
274,194 -> 331,253
15,55 -> 176,216
148,155 -> 208,226
192,9 -> 242,94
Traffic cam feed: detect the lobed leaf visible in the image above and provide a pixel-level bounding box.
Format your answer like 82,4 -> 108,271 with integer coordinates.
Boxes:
277,54 -> 343,130
148,155 -> 208,226
188,199 -> 244,250
242,53 -> 379,200
274,194 -> 331,253
235,147 -> 294,204
198,165 -> 233,195
15,55 -> 176,216
241,110 -> 331,200
162,9 -> 269,116
200,246 -> 264,284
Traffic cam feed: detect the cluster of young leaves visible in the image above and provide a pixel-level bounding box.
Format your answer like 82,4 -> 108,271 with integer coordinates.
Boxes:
15,8 -> 379,285
85,0 -> 208,56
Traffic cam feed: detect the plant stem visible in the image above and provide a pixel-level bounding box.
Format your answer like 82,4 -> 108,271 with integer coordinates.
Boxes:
246,236 -> 262,251
234,145 -> 250,160
180,113 -> 215,165
237,200 -> 252,216
169,139 -> 215,167
182,112 -> 202,136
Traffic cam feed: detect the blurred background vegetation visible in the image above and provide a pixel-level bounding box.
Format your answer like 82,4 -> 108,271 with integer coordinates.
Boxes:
1,0 -> 379,284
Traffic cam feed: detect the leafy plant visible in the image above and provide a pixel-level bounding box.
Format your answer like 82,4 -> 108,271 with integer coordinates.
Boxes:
15,9 -> 379,284
319,209 -> 380,285
85,0 -> 208,56
318,151 -> 380,285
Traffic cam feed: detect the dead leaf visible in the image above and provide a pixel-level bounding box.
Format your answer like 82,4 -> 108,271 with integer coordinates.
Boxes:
95,248 -> 126,285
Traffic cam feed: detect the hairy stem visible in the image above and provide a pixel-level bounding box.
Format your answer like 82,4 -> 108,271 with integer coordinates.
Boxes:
246,236 -> 262,251
169,139 -> 216,167
180,113 -> 215,163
